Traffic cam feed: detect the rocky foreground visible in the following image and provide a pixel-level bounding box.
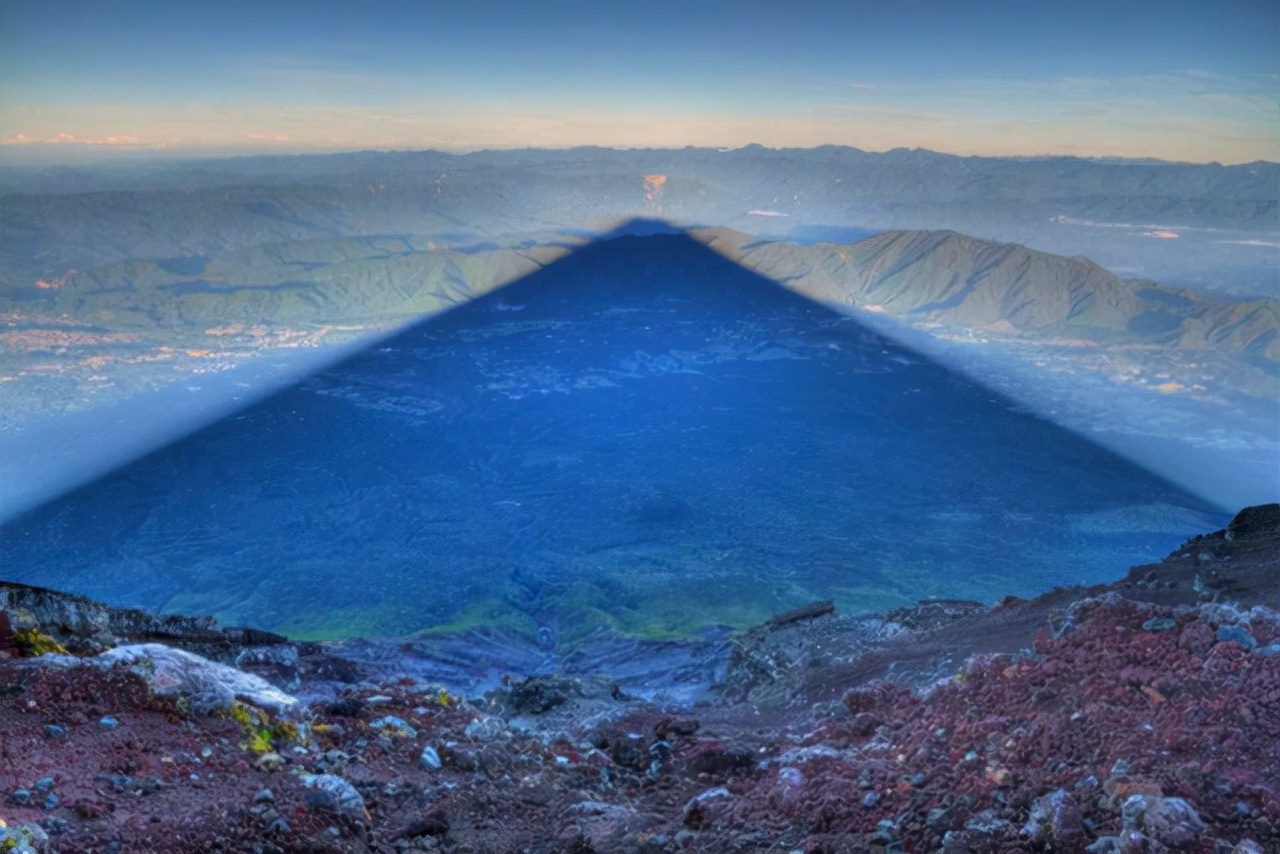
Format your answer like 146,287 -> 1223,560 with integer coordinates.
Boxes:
1,506 -> 1277,853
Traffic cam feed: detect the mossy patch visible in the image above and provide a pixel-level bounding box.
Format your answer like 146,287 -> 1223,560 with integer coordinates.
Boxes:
411,599 -> 540,640
226,702 -> 300,754
271,564 -> 933,646
13,627 -> 68,657
275,600 -> 451,641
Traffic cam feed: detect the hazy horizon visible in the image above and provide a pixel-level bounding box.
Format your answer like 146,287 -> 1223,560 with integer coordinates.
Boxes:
6,140 -> 1279,170
2,0 -> 1277,166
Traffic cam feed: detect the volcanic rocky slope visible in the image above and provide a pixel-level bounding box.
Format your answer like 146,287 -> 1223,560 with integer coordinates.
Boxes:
0,505 -> 1276,853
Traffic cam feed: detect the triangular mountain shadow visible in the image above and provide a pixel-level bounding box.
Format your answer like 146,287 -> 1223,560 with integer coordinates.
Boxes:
0,219 -> 1223,671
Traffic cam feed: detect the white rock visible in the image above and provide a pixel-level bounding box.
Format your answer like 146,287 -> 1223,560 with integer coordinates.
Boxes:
419,745 -> 442,770
95,643 -> 296,711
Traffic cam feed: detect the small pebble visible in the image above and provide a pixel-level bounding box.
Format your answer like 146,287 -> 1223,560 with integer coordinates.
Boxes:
370,715 -> 418,739
871,818 -> 901,845
254,752 -> 285,772
1141,617 -> 1176,632
318,749 -> 351,771
10,788 -> 32,806
254,788 -> 275,804
862,791 -> 881,808
98,716 -> 119,729
419,745 -> 442,771
464,716 -> 506,741
1122,794 -> 1204,846
43,817 -> 71,836
1217,625 -> 1258,650
42,724 -> 66,740
34,777 -> 55,793
684,786 -> 732,812
1075,774 -> 1101,793
42,793 -> 59,810
303,774 -> 367,821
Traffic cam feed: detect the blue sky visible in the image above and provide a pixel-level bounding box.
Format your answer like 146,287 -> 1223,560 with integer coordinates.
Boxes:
1,0 -> 1276,162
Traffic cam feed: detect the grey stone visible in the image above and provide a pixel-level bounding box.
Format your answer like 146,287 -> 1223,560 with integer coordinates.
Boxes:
1121,795 -> 1205,847
1217,625 -> 1258,650
1022,788 -> 1084,844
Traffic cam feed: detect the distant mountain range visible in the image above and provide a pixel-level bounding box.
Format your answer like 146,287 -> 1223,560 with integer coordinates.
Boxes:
27,236 -> 565,329
16,223 -> 1276,372
3,146 -> 1276,296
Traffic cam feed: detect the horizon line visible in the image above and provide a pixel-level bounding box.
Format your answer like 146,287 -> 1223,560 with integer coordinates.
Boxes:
2,142 -> 1276,169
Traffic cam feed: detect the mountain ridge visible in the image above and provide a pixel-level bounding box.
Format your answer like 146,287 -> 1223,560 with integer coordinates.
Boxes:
700,227 -> 1279,362
3,146 -> 1275,296
19,222 -> 1275,364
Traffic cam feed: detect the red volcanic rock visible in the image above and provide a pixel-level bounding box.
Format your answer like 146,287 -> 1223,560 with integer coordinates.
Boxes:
0,508 -> 1276,852
709,597 -> 1279,852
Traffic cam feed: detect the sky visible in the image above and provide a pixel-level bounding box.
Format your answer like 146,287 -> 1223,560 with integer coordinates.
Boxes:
0,0 -> 1277,164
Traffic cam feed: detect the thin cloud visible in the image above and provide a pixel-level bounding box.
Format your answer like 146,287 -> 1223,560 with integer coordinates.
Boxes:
1,131 -> 142,146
